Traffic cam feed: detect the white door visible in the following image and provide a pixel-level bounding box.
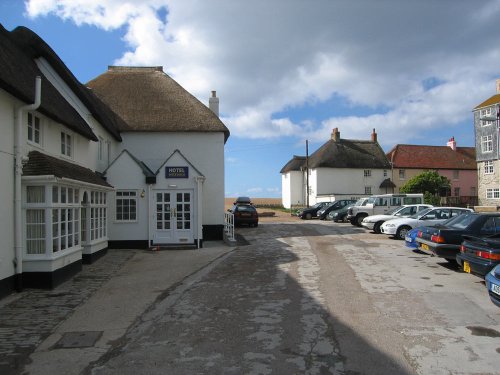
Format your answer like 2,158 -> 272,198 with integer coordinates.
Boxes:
153,190 -> 194,244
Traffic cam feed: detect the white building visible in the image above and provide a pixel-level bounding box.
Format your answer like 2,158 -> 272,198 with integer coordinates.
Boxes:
281,128 -> 392,208
0,25 -> 229,298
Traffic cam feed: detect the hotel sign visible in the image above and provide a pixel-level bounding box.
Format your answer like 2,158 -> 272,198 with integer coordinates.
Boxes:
166,166 -> 189,178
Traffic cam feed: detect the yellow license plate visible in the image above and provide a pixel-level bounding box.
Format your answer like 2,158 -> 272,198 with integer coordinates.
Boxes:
420,243 -> 430,251
463,261 -> 471,274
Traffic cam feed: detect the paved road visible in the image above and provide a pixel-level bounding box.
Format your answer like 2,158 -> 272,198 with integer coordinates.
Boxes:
86,221 -> 499,374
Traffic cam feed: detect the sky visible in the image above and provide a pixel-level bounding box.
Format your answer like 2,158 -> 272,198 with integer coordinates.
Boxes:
2,0 -> 500,198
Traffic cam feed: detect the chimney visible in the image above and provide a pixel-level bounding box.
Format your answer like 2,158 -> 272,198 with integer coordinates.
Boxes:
447,136 -> 456,151
497,79 -> 500,94
209,90 -> 219,117
331,127 -> 340,141
371,128 -> 377,142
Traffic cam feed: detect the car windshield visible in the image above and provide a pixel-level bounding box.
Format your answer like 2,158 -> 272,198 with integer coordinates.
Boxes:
354,198 -> 366,207
385,206 -> 402,215
445,212 -> 475,229
237,205 -> 256,212
411,207 -> 433,219
312,202 -> 324,208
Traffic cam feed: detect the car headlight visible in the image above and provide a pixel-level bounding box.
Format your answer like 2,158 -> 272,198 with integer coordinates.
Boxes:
332,213 -> 339,217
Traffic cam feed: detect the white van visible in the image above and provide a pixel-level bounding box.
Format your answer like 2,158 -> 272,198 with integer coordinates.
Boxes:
347,193 -> 424,226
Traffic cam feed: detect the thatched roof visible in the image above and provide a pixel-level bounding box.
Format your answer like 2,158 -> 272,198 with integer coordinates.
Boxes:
0,24 -> 99,141
7,25 -> 129,141
280,155 -> 306,173
23,151 -> 112,187
387,144 -> 476,170
87,66 -> 230,142
308,139 -> 391,169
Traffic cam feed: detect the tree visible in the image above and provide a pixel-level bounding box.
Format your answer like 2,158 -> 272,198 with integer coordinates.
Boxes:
400,171 -> 450,205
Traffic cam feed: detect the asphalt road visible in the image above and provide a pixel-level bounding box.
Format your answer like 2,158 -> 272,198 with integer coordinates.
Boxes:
86,221 -> 500,375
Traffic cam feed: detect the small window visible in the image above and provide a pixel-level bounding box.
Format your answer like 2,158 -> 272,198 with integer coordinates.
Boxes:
399,169 -> 405,179
383,170 -> 388,177
61,131 -> 72,157
98,137 -> 104,161
364,186 -> 372,195
453,170 -> 459,180
484,161 -> 494,174
116,191 -> 137,221
27,112 -> 41,145
364,170 -> 371,177
454,187 -> 460,197
486,188 -> 500,199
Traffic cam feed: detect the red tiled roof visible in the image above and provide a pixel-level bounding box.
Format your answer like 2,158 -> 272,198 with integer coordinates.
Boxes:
386,144 -> 476,170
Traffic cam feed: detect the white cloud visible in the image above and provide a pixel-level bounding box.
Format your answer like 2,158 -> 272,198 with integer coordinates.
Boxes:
247,187 -> 263,193
25,0 -> 500,144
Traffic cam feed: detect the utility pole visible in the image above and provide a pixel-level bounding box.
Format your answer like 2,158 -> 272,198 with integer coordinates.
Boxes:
306,140 -> 309,207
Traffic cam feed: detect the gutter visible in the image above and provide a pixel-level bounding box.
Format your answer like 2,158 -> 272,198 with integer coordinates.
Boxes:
14,76 -> 41,291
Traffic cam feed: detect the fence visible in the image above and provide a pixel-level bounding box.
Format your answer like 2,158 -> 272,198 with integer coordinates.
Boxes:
224,211 -> 235,242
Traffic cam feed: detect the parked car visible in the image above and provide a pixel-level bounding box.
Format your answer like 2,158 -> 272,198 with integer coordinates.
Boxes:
416,213 -> 500,262
228,204 -> 258,227
380,207 -> 473,240
328,204 -> 353,222
405,227 -> 424,249
347,193 -> 424,227
317,199 -> 357,220
485,264 -> 500,307
361,204 -> 432,233
297,202 -> 329,220
456,233 -> 500,277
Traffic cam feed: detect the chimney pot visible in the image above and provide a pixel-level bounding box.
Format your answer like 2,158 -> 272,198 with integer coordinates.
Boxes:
447,136 -> 457,151
371,128 -> 377,142
209,90 -> 219,117
331,128 -> 340,141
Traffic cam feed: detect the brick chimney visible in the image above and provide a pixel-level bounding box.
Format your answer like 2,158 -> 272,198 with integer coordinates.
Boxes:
209,90 -> 219,117
331,127 -> 340,141
371,128 -> 377,142
447,136 -> 456,151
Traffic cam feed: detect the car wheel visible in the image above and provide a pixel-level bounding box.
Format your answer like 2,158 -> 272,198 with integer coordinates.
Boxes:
305,213 -> 312,220
373,222 -> 382,234
396,226 -> 411,240
356,215 -> 367,227
349,218 -> 357,226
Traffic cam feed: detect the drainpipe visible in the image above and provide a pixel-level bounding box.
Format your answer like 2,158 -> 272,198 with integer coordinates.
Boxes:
14,76 -> 41,291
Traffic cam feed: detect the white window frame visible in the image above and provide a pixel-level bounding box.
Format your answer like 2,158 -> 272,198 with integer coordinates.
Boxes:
115,190 -> 137,222
61,131 -> 72,158
364,170 -> 371,177
90,191 -> 107,241
482,135 -> 493,153
399,169 -> 406,179
27,112 -> 42,146
98,137 -> 104,161
452,170 -> 459,180
485,160 -> 494,174
364,186 -> 372,195
486,188 -> 500,199
481,107 -> 492,116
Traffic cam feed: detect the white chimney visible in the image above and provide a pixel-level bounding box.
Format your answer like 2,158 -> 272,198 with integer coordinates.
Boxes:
496,79 -> 500,94
209,90 -> 219,117
447,136 -> 456,151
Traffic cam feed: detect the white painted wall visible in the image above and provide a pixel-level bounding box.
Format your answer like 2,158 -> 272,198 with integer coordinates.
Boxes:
118,132 -> 225,226
105,152 -> 149,241
0,89 -> 16,284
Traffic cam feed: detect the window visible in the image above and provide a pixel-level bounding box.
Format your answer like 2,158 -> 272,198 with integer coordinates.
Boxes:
98,137 -> 104,161
364,170 -> 371,177
486,188 -> 500,199
481,107 -> 492,116
485,161 -> 494,174
482,119 -> 494,127
51,186 -> 80,253
91,191 -> 107,240
453,170 -> 459,180
364,186 -> 372,195
399,169 -> 405,179
482,135 -> 493,153
383,170 -> 388,177
26,209 -> 45,254
61,131 -> 72,157
454,187 -> 460,197
116,191 -> 136,222
27,112 -> 41,145
471,187 -> 476,196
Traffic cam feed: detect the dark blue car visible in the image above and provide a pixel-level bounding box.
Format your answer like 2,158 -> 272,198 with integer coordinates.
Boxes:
485,264 -> 500,307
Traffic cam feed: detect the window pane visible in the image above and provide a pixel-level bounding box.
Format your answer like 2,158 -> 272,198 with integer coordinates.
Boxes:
27,186 -> 45,203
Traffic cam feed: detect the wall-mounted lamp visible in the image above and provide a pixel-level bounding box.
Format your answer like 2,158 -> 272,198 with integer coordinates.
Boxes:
140,189 -> 145,198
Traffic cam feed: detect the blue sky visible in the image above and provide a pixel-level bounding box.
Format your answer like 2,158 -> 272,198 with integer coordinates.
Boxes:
2,0 -> 500,198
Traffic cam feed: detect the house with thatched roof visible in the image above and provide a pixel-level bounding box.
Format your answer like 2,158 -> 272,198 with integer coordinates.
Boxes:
281,128 -> 391,208
0,24 -> 229,298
